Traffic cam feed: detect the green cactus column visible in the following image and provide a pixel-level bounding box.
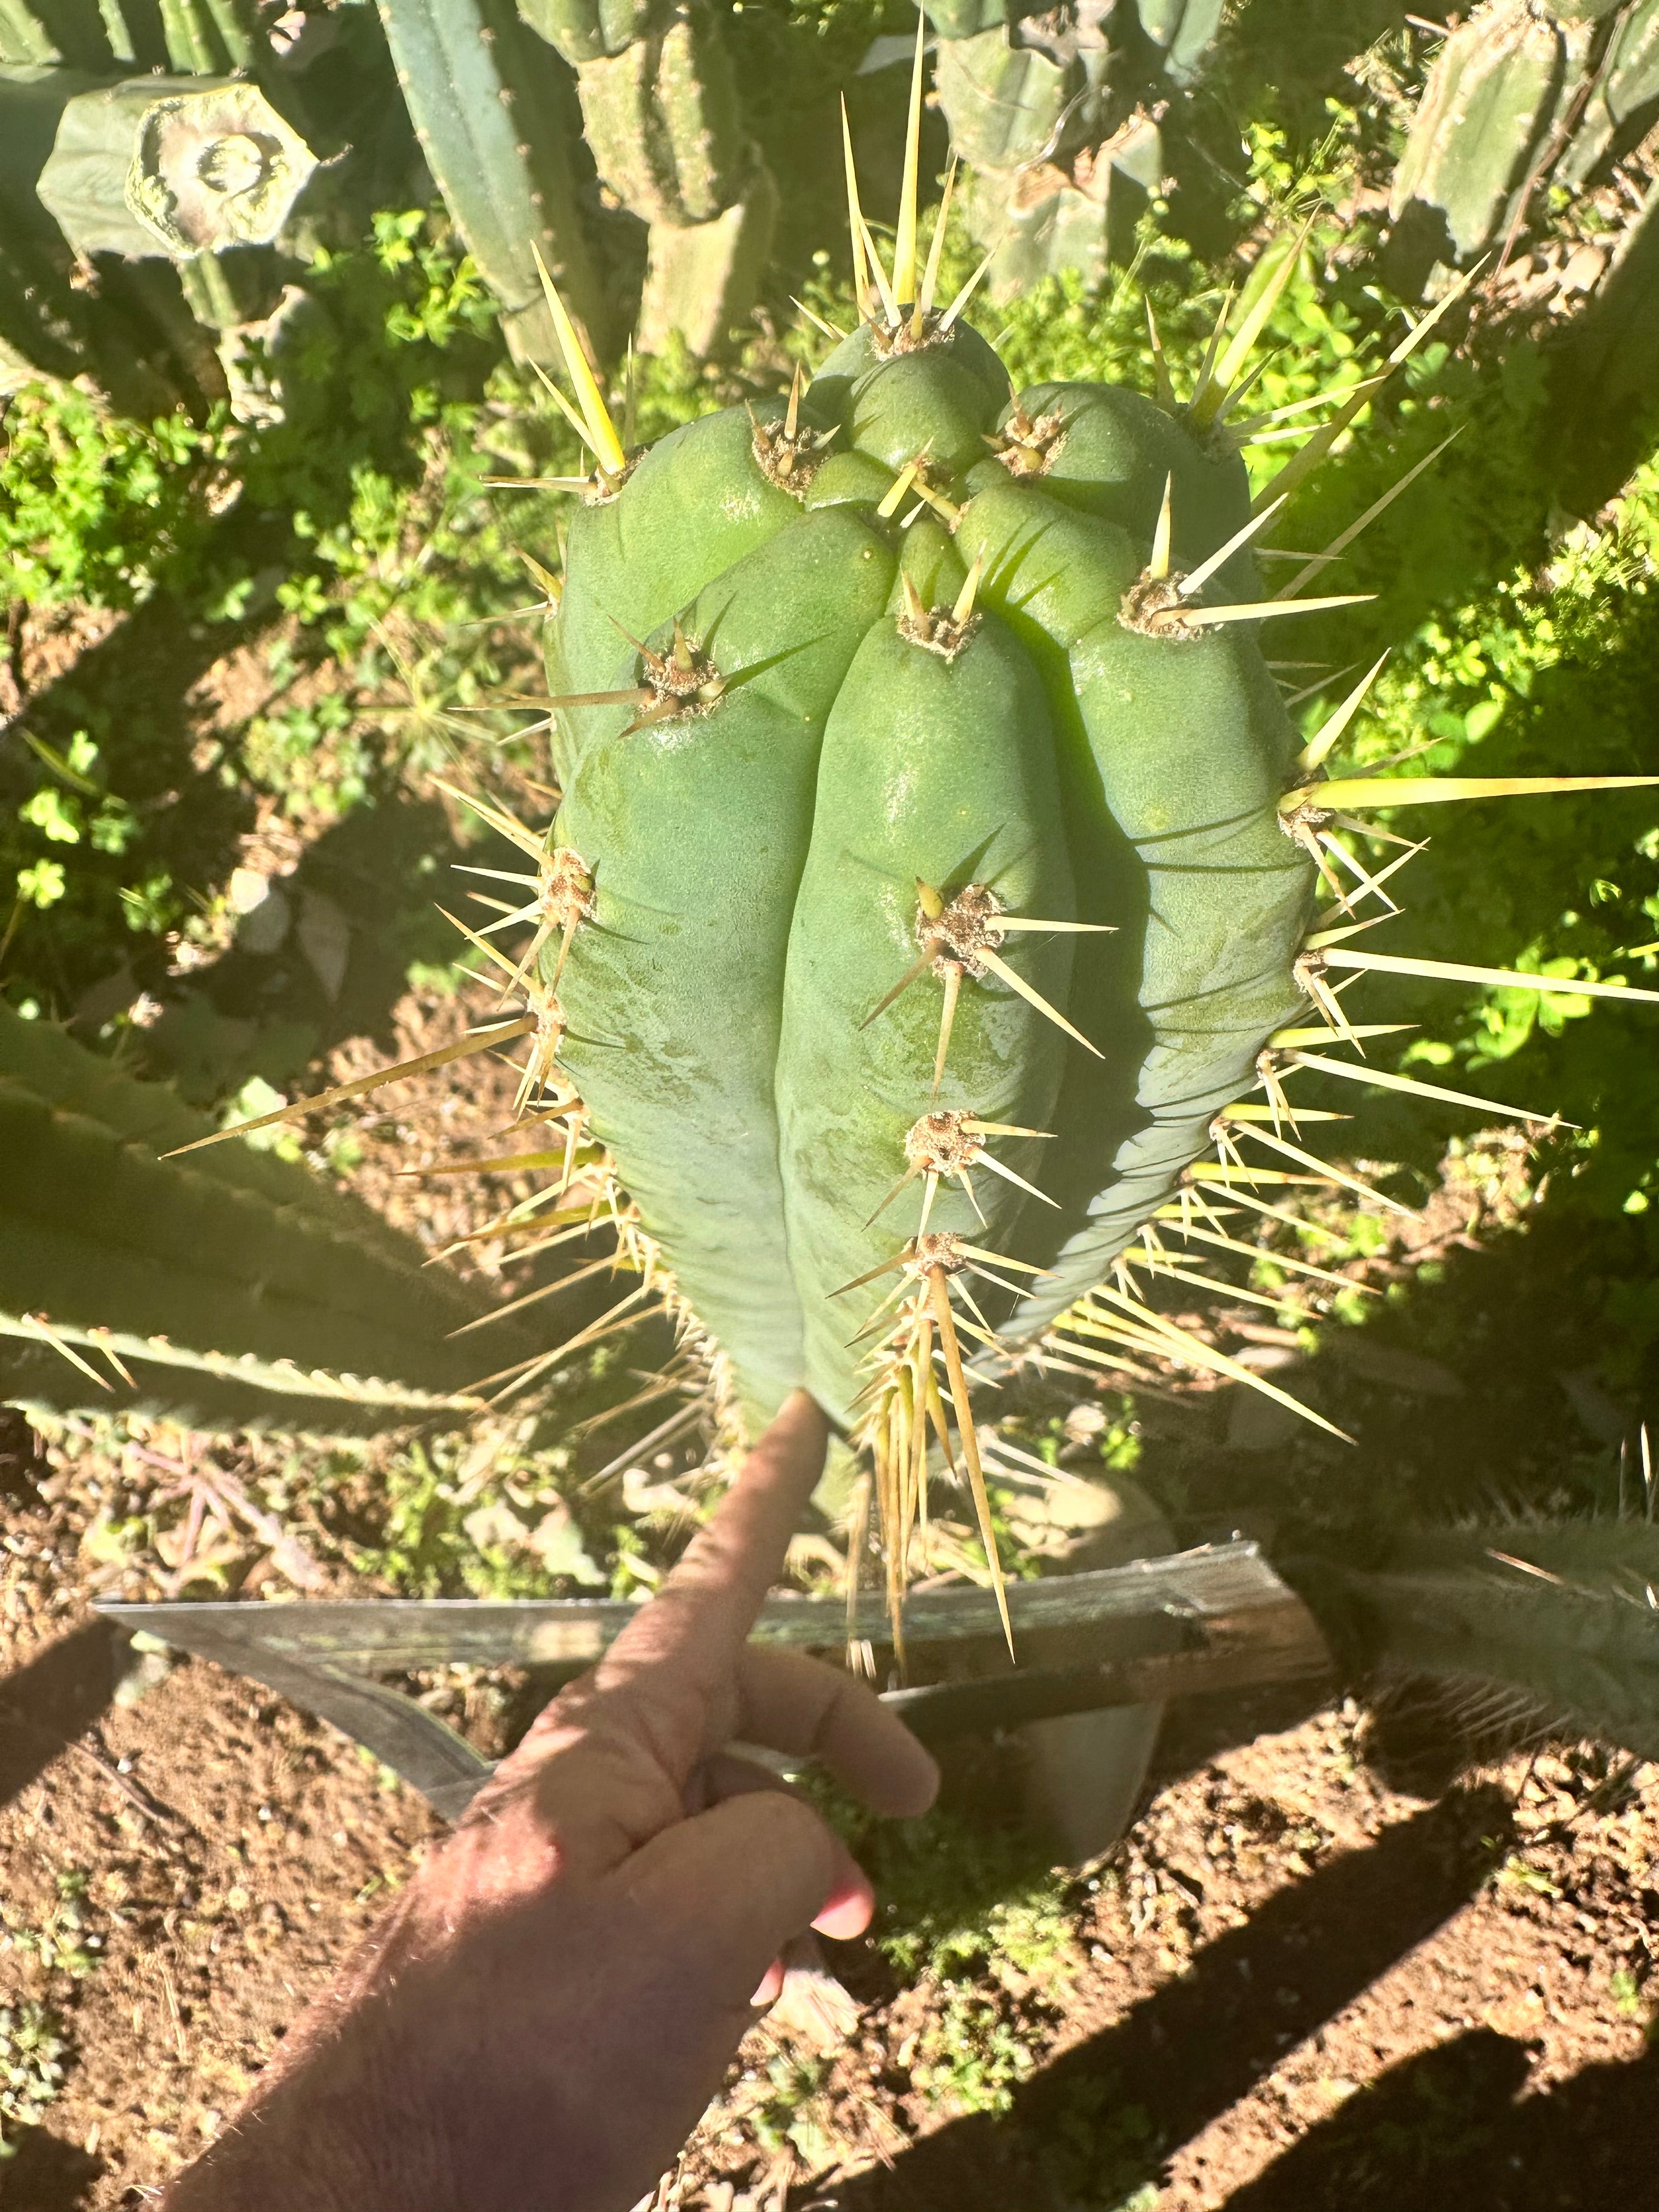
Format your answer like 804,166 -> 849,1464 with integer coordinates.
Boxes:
0,62 -> 233,412
925,0 -> 1167,300
518,0 -> 774,356
1383,0 -> 1604,292
376,0 -> 611,363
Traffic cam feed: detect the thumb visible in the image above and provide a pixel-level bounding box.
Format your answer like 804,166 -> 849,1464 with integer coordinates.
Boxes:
615,1787 -> 844,2010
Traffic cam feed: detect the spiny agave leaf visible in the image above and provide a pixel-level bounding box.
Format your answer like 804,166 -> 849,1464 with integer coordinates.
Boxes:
1306,1517 -> 1659,1762
0,1006 -> 533,1436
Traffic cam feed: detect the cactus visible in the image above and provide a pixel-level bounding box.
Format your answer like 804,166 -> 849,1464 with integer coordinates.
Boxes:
313,57 -> 1645,1635
566,0 -> 776,355
0,63 -> 220,410
1307,1518 -> 1659,1763
373,0 -> 610,364
35,74 -> 321,258
372,0 -> 772,363
519,0 -> 774,358
1386,0 -> 1590,275
0,1005 -> 510,1436
919,0 -> 1220,301
1556,0 -> 1659,189
1129,0 -> 1221,89
1549,169 -> 1659,509
182,63 -> 1659,1636
1380,0 -> 1659,286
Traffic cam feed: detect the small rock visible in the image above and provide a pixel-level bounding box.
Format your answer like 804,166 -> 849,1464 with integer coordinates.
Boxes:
296,888 -> 352,1002
234,881 -> 290,956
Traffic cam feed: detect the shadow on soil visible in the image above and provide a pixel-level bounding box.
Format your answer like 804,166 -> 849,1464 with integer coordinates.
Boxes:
1222,2026 -> 1659,2211
132,794 -> 485,1107
0,1621 -> 120,1813
1,2123 -> 106,2208
834,1786 -> 1513,2211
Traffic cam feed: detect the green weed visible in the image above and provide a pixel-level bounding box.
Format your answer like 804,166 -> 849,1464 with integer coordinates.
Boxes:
2,1872 -> 99,1980
0,2002 -> 69,2154
747,2053 -> 834,2167
911,1986 -> 1039,2115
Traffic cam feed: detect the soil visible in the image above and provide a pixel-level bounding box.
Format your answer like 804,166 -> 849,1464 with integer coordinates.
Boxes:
4,1393 -> 1656,2212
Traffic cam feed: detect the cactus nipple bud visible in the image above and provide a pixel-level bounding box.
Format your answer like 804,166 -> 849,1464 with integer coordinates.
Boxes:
897,589 -> 979,661
609,618 -> 726,732
987,402 -> 1068,478
904,1108 -> 983,1177
1278,787 -> 1334,841
1119,569 -> 1193,636
750,367 -> 838,495
905,1229 -> 968,1279
922,882 -> 1005,974
545,845 -> 595,925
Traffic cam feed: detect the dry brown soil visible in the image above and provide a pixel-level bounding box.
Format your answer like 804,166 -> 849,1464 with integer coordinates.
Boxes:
3,1406 -> 1655,2212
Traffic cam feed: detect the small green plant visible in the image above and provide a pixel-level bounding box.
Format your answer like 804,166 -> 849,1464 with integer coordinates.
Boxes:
0,2001 -> 69,2154
748,2052 -> 833,2166
912,1984 -> 1039,2114
4,1872 -> 97,1980
1041,2072 -> 1163,2211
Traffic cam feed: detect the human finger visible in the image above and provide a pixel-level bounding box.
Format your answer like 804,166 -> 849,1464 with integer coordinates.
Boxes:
735,1644 -> 939,1819
618,1786 -> 846,2010
697,1753 -> 874,1938
595,1391 -> 828,1694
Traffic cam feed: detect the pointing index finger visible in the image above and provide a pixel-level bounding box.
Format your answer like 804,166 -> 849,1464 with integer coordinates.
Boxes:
595,1390 -> 830,1692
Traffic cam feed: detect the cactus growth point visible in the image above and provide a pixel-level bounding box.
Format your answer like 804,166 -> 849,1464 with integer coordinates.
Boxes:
36,75 -> 320,259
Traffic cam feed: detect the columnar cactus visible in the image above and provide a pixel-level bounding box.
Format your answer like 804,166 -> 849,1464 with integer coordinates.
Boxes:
0,0 -> 325,413
1387,0 -> 1594,276
398,63 -> 1651,1629
188,63 -> 1657,1635
36,75 -> 320,258
374,0 -> 610,363
918,0 -> 1226,300
928,0 -> 1152,298
515,0 -> 775,356
1385,0 -> 1659,286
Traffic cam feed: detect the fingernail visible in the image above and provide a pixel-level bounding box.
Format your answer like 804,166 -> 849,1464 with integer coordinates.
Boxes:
751,1956 -> 785,2008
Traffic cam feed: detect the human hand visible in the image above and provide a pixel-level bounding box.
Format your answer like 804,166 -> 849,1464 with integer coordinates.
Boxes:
160,1391 -> 938,2212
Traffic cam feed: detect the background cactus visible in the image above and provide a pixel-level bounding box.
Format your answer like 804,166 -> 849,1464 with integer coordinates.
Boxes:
0,1004 -> 512,1435
371,0 -> 611,364
1384,0 -> 1659,290
1306,1518 -> 1659,1764
919,0 -> 1232,302
927,0 -> 1152,301
0,11 -> 340,416
1385,0 -> 1595,283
